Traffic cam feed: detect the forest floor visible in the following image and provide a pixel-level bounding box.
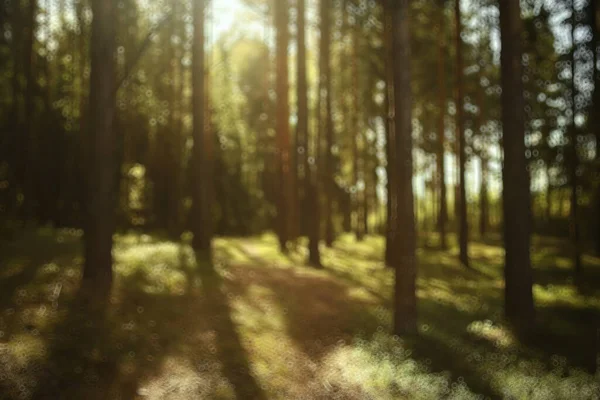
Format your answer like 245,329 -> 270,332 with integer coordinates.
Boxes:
1,229 -> 600,399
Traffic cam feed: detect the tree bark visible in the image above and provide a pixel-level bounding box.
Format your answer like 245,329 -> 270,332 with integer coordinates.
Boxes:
297,0 -> 321,266
83,0 -> 117,302
19,0 -> 37,220
297,0 -> 308,239
499,0 -> 536,332
569,1 -> 582,275
191,0 -> 212,255
589,0 -> 600,255
384,0 -> 396,266
352,16 -> 364,242
274,0 -> 292,252
477,71 -> 488,238
321,0 -> 334,247
437,3 -> 448,250
392,0 -> 417,336
455,0 -> 469,267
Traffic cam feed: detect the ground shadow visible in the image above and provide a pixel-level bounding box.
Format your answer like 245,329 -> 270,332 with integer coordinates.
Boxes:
3,234 -> 266,400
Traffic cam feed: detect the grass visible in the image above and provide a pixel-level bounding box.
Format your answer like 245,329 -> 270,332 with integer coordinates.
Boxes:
0,228 -> 599,399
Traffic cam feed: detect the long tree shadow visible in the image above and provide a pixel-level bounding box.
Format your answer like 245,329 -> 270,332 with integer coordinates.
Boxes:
0,229 -> 81,312
30,288 -> 120,400
194,252 -> 267,400
223,257 -> 506,398
224,263 -> 382,359
23,237 -> 267,400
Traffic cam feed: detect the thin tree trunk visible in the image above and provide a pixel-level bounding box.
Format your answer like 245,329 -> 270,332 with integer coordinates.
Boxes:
477,72 -> 488,238
298,0 -> 320,266
168,2 -> 183,238
437,4 -> 448,250
77,0 -> 88,223
5,0 -> 22,217
499,0 -> 536,332
455,0 -> 469,267
352,18 -> 364,242
384,0 -> 396,266
274,0 -> 292,252
569,1 -> 582,275
590,0 -> 600,255
20,0 -> 37,220
545,164 -> 552,222
191,0 -> 211,256
480,154 -> 488,238
321,0 -> 334,247
297,0 -> 308,240
392,0 -> 417,336
363,143 -> 370,236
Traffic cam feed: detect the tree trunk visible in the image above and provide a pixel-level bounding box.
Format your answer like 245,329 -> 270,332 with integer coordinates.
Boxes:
274,0 -> 292,252
191,0 -> 212,256
321,0 -> 334,247
20,0 -> 37,220
480,154 -> 488,238
384,0 -> 396,266
545,164 -> 552,222
477,71 -> 488,238
83,0 -> 117,303
297,0 -> 320,266
455,0 -> 469,267
352,17 -> 364,242
589,0 -> 600,255
499,0 -> 536,332
297,0 -> 308,240
168,2 -> 184,238
437,4 -> 448,250
392,0 -> 417,336
569,1 -> 582,276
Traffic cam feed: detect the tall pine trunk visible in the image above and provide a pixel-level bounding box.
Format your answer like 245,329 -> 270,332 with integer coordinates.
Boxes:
20,0 -> 37,220
591,0 -> 600,255
352,18 -> 364,242
392,0 -> 417,335
297,0 -> 308,239
437,3 -> 448,250
455,0 -> 469,267
477,73 -> 488,238
83,0 -> 117,302
298,0 -> 320,266
569,1 -> 582,276
384,0 -> 396,266
274,0 -> 292,252
321,0 -> 334,247
499,0 -> 535,332
191,0 -> 212,256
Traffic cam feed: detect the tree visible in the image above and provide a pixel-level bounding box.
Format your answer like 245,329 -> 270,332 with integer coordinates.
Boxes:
321,0 -> 335,247
568,0 -> 582,275
392,0 -> 417,335
297,0 -> 308,238
83,0 -> 117,302
192,0 -> 212,255
455,0 -> 469,267
592,0 -> 600,255
384,0 -> 397,265
18,0 -> 37,220
351,6 -> 364,242
298,0 -> 321,267
499,0 -> 536,331
274,0 -> 293,252
437,1 -> 448,250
